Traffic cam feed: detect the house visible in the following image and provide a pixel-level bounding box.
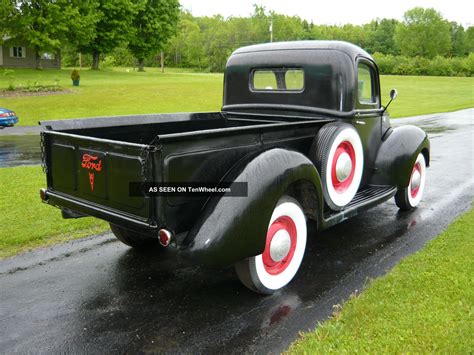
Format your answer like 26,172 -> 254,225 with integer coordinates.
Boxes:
0,39 -> 61,69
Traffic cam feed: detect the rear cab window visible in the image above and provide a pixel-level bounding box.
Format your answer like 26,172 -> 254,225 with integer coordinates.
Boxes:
251,68 -> 304,92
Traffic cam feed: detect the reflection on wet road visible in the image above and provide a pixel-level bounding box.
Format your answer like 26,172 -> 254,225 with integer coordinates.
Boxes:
0,135 -> 41,167
0,109 -> 473,353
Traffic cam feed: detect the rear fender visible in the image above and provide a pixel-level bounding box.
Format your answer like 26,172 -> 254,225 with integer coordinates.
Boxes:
182,148 -> 322,266
371,125 -> 430,188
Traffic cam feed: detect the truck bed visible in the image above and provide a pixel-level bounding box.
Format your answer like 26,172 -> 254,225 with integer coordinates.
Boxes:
42,112 -> 317,143
41,112 -> 333,235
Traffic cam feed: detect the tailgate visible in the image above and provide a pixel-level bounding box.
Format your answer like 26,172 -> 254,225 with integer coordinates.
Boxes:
42,130 -> 157,228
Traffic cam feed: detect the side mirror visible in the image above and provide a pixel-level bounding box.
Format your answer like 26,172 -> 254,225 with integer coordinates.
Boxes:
383,88 -> 398,114
390,88 -> 398,100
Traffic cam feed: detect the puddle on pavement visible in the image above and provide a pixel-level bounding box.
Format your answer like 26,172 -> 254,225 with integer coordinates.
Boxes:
0,135 -> 41,168
391,118 -> 457,138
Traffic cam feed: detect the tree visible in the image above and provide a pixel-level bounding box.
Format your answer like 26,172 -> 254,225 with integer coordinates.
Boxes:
271,13 -> 306,42
450,22 -> 467,56
366,19 -> 399,55
0,0 -> 15,38
199,15 -> 233,72
79,0 -> 139,70
466,27 -> 474,54
250,5 -> 271,43
2,0 -> 82,69
128,0 -> 179,71
395,7 -> 451,58
66,0 -> 100,55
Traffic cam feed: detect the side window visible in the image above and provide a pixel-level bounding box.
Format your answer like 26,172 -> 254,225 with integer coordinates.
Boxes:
357,63 -> 375,103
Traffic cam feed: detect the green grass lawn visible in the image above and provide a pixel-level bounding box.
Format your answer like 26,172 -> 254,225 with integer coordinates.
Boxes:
380,75 -> 474,118
0,67 -> 223,126
288,207 -> 474,353
0,166 -> 108,259
0,68 -> 472,126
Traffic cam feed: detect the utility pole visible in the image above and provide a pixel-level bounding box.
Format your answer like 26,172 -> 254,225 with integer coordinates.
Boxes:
270,18 -> 273,42
160,51 -> 164,73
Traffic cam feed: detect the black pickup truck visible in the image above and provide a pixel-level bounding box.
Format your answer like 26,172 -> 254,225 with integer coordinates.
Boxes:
40,41 -> 430,294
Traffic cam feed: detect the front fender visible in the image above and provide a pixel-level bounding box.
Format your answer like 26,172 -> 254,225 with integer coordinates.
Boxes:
182,148 -> 322,266
371,125 -> 430,188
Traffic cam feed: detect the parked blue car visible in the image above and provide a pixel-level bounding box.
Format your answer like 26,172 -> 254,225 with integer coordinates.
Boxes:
0,108 -> 19,128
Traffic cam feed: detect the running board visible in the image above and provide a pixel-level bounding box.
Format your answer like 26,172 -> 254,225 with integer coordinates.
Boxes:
321,185 -> 397,230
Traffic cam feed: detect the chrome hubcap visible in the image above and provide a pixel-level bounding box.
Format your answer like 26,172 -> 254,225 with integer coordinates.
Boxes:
335,152 -> 352,182
411,169 -> 421,190
269,230 -> 291,262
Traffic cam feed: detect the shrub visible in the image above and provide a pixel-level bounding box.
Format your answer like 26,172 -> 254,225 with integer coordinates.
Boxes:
372,53 -> 396,74
111,47 -> 135,67
373,53 -> 473,77
70,69 -> 80,81
3,69 -> 16,90
450,57 -> 469,76
465,53 -> 474,76
392,55 -> 413,75
428,56 -> 454,76
101,56 -> 116,70
412,56 -> 431,75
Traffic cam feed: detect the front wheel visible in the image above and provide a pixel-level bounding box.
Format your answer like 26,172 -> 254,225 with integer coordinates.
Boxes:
395,153 -> 427,211
235,196 -> 307,294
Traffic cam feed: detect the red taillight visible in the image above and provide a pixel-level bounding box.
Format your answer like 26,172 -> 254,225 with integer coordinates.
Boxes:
158,229 -> 172,247
0,113 -> 9,118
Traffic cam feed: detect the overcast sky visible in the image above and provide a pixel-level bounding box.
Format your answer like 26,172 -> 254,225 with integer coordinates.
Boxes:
179,0 -> 473,27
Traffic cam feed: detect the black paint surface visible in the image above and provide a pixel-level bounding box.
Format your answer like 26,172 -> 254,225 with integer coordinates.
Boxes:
1,109 -> 472,353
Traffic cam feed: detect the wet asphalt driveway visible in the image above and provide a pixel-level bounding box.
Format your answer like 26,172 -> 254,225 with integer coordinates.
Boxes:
1,109 -> 473,353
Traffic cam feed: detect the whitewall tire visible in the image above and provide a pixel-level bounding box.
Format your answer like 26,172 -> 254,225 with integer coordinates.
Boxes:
235,196 -> 307,294
395,153 -> 427,211
310,123 -> 364,210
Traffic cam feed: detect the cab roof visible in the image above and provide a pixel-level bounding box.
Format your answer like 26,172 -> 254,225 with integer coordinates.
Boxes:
231,40 -> 374,62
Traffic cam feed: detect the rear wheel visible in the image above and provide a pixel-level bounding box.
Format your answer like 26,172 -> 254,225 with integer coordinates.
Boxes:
235,196 -> 307,294
395,153 -> 427,211
109,223 -> 158,248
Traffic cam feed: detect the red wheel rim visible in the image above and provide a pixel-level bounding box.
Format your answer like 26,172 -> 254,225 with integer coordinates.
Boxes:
331,141 -> 356,193
410,162 -> 422,198
262,216 -> 297,275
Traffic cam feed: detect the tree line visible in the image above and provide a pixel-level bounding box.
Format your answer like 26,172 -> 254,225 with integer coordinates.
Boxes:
1,0 -> 179,71
161,6 -> 473,73
1,2 -> 473,75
